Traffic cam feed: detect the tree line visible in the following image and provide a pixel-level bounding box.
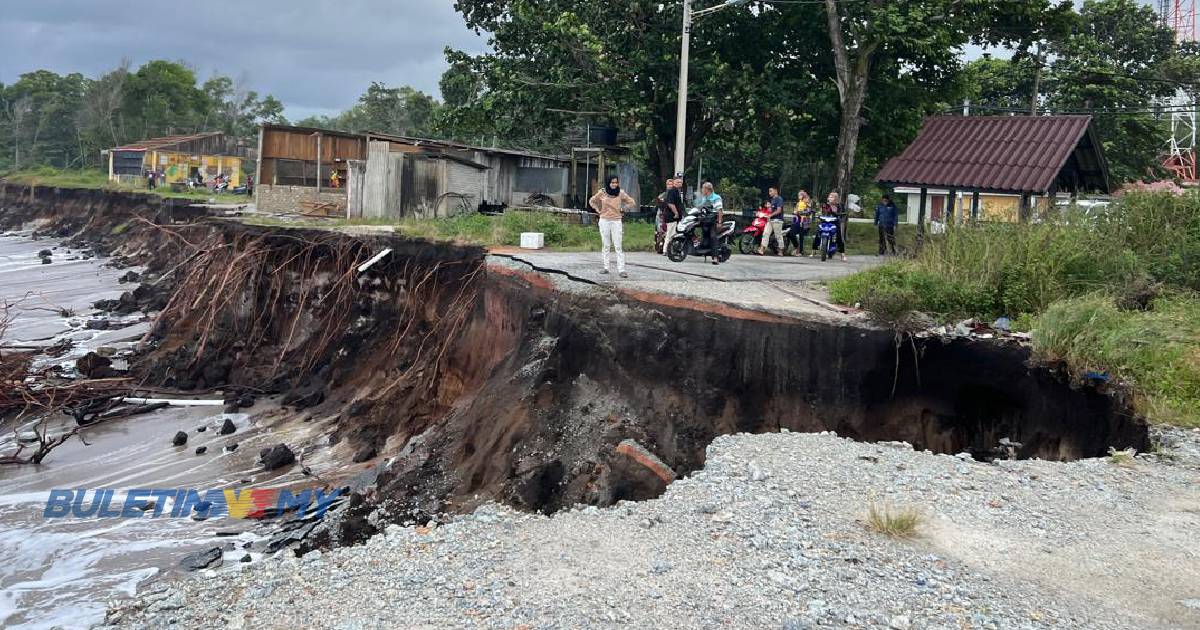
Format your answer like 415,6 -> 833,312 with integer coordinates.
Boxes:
442,0 -> 1200,195
0,60 -> 287,171
3,0 -> 1197,195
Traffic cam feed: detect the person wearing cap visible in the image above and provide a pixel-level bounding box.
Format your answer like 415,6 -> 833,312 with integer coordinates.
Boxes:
662,174 -> 685,254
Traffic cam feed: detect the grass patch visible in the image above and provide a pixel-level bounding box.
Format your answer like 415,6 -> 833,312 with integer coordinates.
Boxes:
1,166 -> 250,204
398,211 -> 658,251
247,211 -> 659,252
1108,447 -> 1137,465
843,221 -> 919,256
866,499 -> 923,538
830,191 -> 1200,321
1032,293 -> 1200,427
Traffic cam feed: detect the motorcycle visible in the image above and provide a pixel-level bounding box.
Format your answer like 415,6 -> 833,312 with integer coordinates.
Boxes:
667,205 -> 736,264
738,207 -> 782,255
814,214 -> 841,261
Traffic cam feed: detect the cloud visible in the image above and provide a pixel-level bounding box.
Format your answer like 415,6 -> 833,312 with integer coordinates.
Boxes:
0,0 -> 488,119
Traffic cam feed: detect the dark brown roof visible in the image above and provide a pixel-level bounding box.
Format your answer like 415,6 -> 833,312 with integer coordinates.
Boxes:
876,115 -> 1110,194
113,132 -> 223,152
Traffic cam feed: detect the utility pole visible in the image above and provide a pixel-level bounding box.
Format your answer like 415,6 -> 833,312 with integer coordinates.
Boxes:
673,0 -> 693,178
1030,45 -> 1043,116
673,0 -> 751,178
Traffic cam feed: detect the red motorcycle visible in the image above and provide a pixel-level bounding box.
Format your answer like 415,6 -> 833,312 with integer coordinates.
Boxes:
738,206 -> 781,255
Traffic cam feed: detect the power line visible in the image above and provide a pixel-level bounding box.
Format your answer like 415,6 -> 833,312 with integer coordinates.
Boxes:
951,103 -> 1198,116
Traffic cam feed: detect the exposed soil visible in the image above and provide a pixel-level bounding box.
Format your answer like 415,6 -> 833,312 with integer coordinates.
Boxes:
0,183 -> 1150,531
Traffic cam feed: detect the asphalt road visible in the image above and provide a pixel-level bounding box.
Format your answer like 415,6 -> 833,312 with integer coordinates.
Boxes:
489,250 -> 883,321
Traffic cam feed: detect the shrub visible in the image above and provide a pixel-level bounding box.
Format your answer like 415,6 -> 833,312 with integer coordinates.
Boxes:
866,499 -> 923,538
862,284 -> 920,329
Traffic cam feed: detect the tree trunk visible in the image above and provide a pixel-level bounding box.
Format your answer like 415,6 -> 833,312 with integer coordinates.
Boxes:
824,0 -> 878,203
832,71 -> 870,202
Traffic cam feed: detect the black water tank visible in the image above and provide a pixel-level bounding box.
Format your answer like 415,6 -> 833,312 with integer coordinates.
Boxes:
588,126 -> 618,146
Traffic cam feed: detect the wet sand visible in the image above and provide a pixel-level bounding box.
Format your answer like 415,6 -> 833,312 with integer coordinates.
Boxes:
0,232 -> 332,629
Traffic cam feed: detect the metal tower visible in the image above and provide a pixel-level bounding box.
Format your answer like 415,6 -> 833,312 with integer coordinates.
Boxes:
1161,0 -> 1198,183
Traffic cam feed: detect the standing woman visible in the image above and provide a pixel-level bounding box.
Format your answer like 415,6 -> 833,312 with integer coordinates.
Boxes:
787,190 -> 815,257
589,175 -> 637,277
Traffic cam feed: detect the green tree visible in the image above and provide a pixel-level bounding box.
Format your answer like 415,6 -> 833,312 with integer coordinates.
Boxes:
1044,0 -> 1179,182
120,60 -> 210,140
201,76 -> 289,141
447,0 -> 825,181
821,0 -> 1074,213
295,83 -> 439,137
0,70 -> 88,168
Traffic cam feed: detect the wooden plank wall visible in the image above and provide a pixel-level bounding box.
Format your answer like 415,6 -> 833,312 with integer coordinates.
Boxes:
261,128 -> 365,161
346,160 -> 366,219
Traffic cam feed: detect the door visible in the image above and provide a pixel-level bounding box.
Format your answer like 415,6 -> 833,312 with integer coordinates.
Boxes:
931,195 -> 945,222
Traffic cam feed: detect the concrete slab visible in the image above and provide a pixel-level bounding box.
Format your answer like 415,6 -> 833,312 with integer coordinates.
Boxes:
488,251 -> 883,324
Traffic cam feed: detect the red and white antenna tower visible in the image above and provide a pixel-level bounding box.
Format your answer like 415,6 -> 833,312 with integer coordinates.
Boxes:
1161,0 -> 1198,183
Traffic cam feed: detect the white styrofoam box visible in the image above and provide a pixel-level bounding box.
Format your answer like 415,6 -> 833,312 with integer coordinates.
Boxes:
520,232 -> 545,250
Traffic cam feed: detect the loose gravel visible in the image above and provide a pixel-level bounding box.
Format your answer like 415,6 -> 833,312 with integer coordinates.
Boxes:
107,428 -> 1200,629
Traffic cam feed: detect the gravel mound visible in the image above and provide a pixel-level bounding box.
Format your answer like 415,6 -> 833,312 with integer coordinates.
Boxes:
108,429 -> 1200,629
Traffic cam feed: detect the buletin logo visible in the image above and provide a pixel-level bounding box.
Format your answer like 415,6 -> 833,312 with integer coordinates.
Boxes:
42,487 -> 343,519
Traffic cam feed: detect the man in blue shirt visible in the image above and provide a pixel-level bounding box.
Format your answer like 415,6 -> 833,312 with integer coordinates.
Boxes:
700,182 -> 724,265
875,194 -> 899,256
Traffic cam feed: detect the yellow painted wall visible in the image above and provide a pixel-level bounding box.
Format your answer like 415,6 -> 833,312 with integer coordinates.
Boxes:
978,194 -> 1019,222
142,151 -> 242,186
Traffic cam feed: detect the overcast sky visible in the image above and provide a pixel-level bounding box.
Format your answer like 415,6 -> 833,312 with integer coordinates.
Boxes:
0,0 -> 488,120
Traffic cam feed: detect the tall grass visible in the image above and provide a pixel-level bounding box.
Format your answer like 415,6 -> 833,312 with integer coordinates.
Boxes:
1033,294 -> 1200,427
830,191 -> 1200,321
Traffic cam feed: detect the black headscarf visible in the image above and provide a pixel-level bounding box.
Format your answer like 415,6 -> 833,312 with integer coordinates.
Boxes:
605,176 -> 621,197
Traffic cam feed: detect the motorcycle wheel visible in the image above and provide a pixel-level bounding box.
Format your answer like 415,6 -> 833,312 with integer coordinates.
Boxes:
820,236 -> 830,262
738,234 -> 757,255
717,245 -> 732,264
667,238 -> 688,263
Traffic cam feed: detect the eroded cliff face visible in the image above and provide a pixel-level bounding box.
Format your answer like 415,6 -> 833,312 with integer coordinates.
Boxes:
368,263 -> 1147,516
0,183 -> 1149,524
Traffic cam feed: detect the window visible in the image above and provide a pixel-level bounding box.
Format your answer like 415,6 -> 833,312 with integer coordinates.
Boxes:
275,159 -> 317,187
514,167 -> 565,194
112,151 -> 145,176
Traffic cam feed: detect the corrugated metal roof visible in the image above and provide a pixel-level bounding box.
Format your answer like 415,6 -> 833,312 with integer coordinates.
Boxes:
875,116 -> 1106,194
113,132 -> 224,152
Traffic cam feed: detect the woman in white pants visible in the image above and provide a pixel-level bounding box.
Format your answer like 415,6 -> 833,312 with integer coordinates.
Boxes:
588,176 -> 637,278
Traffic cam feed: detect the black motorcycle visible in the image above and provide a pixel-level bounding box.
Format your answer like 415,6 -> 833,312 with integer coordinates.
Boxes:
667,205 -> 736,264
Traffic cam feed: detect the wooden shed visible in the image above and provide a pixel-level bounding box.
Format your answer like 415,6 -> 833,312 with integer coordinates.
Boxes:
255,124 -> 574,219
108,132 -> 252,188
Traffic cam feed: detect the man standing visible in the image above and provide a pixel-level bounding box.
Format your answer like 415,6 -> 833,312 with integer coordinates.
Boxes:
759,186 -> 785,256
662,175 -> 685,255
875,194 -> 899,256
700,181 -> 724,265
655,178 -> 672,254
